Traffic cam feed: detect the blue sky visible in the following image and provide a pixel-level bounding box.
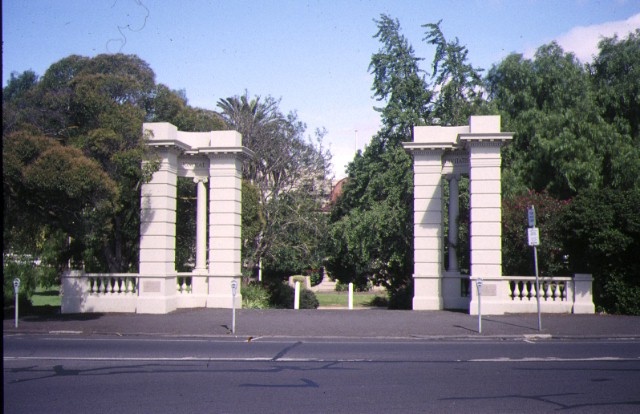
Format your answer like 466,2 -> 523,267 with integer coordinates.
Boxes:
3,0 -> 639,178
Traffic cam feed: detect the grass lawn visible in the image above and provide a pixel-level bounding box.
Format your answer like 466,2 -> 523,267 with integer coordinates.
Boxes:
315,291 -> 387,308
26,286 -> 387,309
30,286 -> 61,307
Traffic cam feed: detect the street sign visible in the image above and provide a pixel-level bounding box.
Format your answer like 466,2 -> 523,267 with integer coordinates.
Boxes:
230,280 -> 238,297
528,227 -> 540,246
527,206 -> 536,227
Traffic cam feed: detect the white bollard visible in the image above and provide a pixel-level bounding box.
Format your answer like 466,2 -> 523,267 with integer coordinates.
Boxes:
348,282 -> 354,310
294,281 -> 300,309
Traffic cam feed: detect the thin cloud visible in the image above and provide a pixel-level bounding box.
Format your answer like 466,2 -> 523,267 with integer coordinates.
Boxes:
525,13 -> 640,62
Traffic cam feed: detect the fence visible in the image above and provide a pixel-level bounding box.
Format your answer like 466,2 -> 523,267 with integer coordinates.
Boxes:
61,270 -> 594,315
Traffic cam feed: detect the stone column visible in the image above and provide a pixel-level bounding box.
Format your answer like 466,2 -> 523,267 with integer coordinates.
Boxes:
461,116 -> 512,315
466,142 -> 504,279
138,143 -> 180,314
412,149 -> 445,310
207,154 -> 243,308
194,177 -> 208,271
447,174 -> 460,273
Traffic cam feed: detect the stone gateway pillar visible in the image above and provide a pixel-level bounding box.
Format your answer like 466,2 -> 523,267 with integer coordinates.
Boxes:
403,116 -> 512,311
138,123 -> 253,314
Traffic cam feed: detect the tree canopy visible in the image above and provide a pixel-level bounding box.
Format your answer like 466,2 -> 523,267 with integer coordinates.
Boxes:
217,92 -> 332,279
327,16 -> 640,313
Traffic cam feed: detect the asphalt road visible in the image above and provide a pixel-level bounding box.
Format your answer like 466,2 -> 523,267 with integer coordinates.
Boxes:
4,334 -> 640,413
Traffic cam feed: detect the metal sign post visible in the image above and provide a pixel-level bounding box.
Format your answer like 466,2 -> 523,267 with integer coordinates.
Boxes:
476,278 -> 483,334
230,279 -> 238,334
527,206 -> 542,332
13,278 -> 21,328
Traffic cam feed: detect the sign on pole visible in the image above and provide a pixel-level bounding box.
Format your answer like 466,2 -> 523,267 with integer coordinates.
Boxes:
527,206 -> 536,227
526,206 -> 542,332
527,227 -> 540,246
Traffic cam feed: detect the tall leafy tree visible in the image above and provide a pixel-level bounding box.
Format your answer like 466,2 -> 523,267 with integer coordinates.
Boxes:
590,29 -> 640,190
423,21 -> 487,126
486,43 -> 629,199
369,15 -> 433,144
328,16 -> 485,307
3,53 -> 225,280
217,92 -> 332,279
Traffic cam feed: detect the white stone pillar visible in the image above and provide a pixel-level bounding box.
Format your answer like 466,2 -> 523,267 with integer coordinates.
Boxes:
462,116 -> 512,315
412,149 -> 445,310
194,177 -> 208,271
138,143 -> 180,314
466,142 -> 504,278
447,174 -> 460,273
207,154 -> 243,308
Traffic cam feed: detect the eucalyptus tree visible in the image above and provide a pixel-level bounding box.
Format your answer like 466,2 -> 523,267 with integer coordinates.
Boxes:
217,93 -> 332,279
3,54 -> 225,284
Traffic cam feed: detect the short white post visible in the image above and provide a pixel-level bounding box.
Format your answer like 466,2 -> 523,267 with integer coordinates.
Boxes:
348,283 -> 354,310
294,281 -> 300,310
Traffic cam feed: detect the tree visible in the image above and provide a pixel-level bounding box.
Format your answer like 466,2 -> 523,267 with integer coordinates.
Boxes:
423,21 -> 487,126
558,188 -> 640,315
327,15 -> 487,307
486,42 -> 634,199
3,53 -> 226,287
217,92 -> 332,280
369,15 -> 433,144
590,29 -> 640,190
502,191 -> 570,277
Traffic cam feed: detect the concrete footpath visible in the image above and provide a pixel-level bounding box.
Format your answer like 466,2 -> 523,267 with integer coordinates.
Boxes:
4,308 -> 640,339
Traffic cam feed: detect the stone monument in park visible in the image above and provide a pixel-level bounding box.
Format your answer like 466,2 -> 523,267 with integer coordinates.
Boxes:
136,122 -> 255,313
403,116 -> 512,311
62,122 -> 254,314
62,117 -> 593,315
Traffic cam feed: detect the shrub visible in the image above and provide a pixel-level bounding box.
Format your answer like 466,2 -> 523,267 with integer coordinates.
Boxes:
558,188 -> 640,315
268,282 -> 294,308
242,283 -> 270,309
266,281 -> 319,309
387,283 -> 413,310
299,289 -> 319,309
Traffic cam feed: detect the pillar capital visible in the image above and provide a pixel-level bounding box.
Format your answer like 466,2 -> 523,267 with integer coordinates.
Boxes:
193,176 -> 208,184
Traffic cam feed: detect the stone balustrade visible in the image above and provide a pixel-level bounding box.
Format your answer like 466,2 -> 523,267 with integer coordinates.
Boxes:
61,270 -> 235,313
61,270 -> 594,315
467,274 -> 595,315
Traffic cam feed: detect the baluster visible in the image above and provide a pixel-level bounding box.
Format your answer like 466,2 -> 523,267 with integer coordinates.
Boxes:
123,277 -> 130,294
550,282 -> 557,301
559,281 -> 566,301
509,280 -> 515,300
89,278 -> 95,294
526,281 -> 533,300
517,281 -> 524,300
182,277 -> 188,293
177,277 -> 182,293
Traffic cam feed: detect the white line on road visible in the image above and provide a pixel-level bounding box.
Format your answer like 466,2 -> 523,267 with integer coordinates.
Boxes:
4,356 -> 639,363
